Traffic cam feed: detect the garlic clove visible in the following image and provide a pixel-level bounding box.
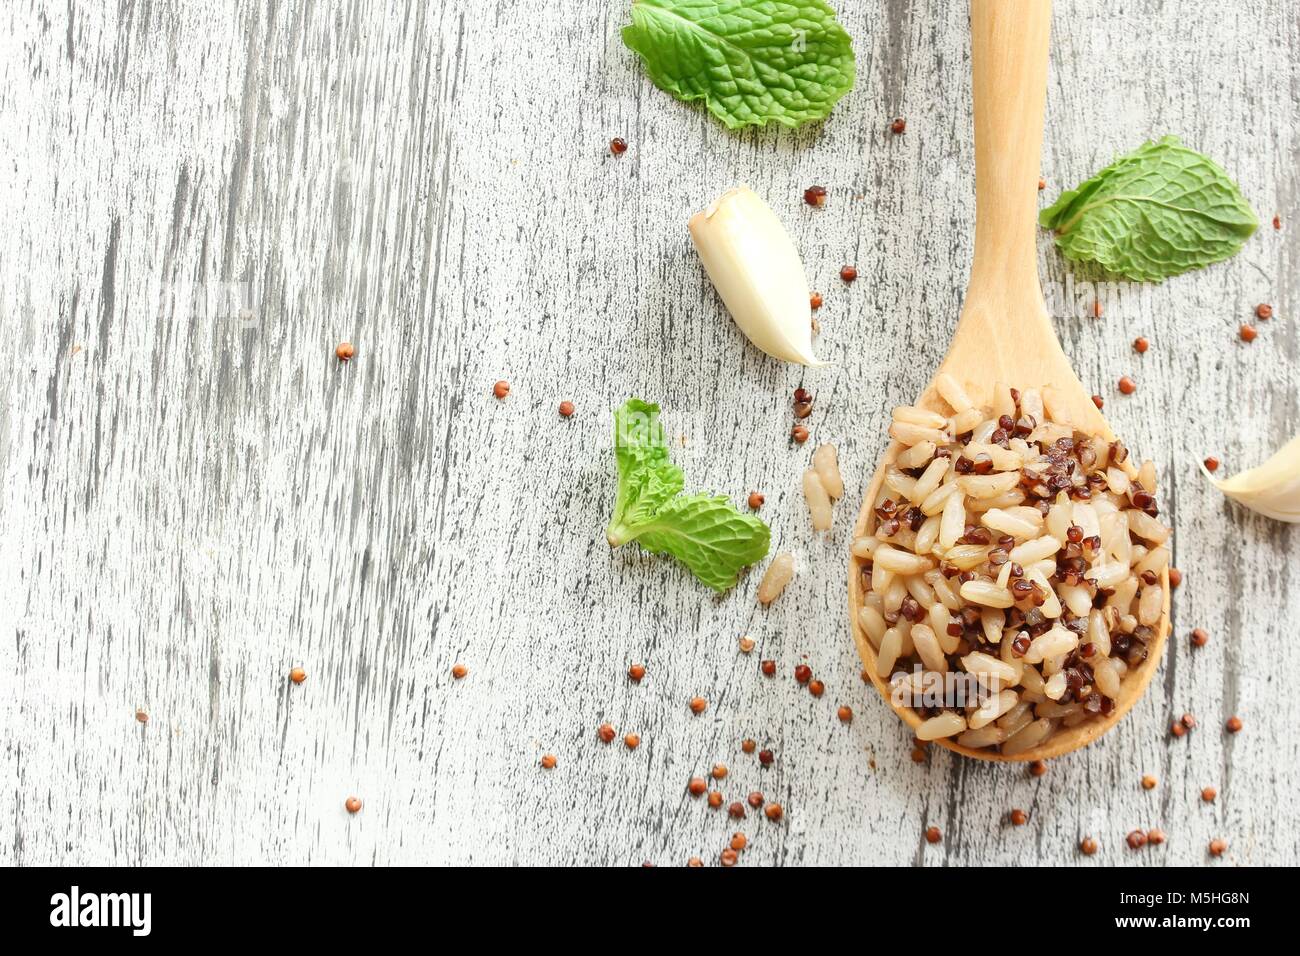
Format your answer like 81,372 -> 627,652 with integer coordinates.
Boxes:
689,186 -> 826,366
1202,434 -> 1300,522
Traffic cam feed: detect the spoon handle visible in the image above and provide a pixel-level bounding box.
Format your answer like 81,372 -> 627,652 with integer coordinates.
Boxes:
966,0 -> 1052,308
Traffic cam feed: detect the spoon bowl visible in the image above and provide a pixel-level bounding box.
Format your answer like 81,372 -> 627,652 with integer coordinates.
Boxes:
847,0 -> 1169,762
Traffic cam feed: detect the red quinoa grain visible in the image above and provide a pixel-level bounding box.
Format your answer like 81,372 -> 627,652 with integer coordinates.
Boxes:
1080,836 -> 1098,856
1147,828 -> 1166,846
1239,323 -> 1258,342
335,341 -> 355,361
1038,178 -> 1046,191
1226,715 -> 1243,733
1203,457 -> 1220,472
758,749 -> 774,767
803,185 -> 827,207
624,733 -> 640,750
925,826 -> 942,844
1141,774 -> 1157,790
540,753 -> 557,769
609,137 -> 627,155
1274,215 -> 1282,229
707,791 -> 723,809
1256,303 -> 1273,320
791,424 -> 810,444
1170,721 -> 1186,738
1191,628 -> 1209,648
720,848 -> 738,866
738,635 -> 755,653
808,679 -> 825,697
747,492 -> 764,510
135,709 -> 149,724
598,723 -> 616,744
451,663 -> 467,680
839,265 -> 858,283
558,400 -> 575,417
1133,336 -> 1149,353
290,667 -> 307,684
1201,786 -> 1217,802
1168,567 -> 1183,588
628,663 -> 646,683
1118,376 -> 1137,395
688,777 -> 708,797
1029,759 -> 1048,778
837,705 -> 853,723
728,802 -> 745,819
1181,713 -> 1197,730
1209,838 -> 1227,857
890,117 -> 906,134
345,796 -> 362,813
1091,394 -> 1104,410
730,832 -> 747,851
741,738 -> 756,754
761,660 -> 777,677
810,291 -> 823,310
1009,808 -> 1028,826
794,664 -> 812,684
712,764 -> 728,780
687,856 -> 703,867
764,803 -> 784,821
1126,829 -> 1147,849
492,380 -> 510,399
689,696 -> 707,715
748,791 -> 764,808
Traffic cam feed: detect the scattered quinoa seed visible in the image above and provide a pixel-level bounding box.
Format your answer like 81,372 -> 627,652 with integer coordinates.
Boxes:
890,117 -> 906,134
689,696 -> 708,715
1133,337 -> 1149,353
1203,456 -> 1220,473
761,659 -> 777,677
290,667 -> 307,684
1038,178 -> 1046,190
335,341 -> 355,361
624,733 -> 640,750
1171,721 -> 1187,738
791,424 -> 810,444
803,185 -> 827,207
628,663 -> 646,682
747,492 -> 765,510
1168,567 -> 1183,588
839,265 -> 858,283
1226,715 -> 1243,733
707,791 -> 723,809
345,796 -> 362,813
1209,838 -> 1227,857
540,753 -> 557,769
728,801 -> 745,819
748,791 -> 764,808
451,663 -> 468,679
720,848 -> 738,867
1010,808 -> 1028,826
925,826 -> 942,844
1201,786 -> 1217,802
758,749 -> 774,767
1091,394 -> 1104,410
688,777 -> 707,797
1141,774 -> 1157,790
558,400 -> 575,417
609,137 -> 627,155
810,291 -> 823,310
1147,828 -> 1166,845
1239,323 -> 1258,343
598,723 -> 616,744
1092,300 -> 1103,318
1029,760 -> 1048,778
837,705 -> 853,723
1118,376 -> 1137,395
1181,713 -> 1197,730
1191,628 -> 1209,648
711,764 -> 728,780
1274,215 -> 1282,229
493,380 -> 510,399
741,738 -> 756,754
1256,303 -> 1273,320
794,664 -> 812,684
739,635 -> 755,653
135,709 -> 149,724
764,803 -> 784,821
1126,829 -> 1147,849
1080,836 -> 1098,856
808,679 -> 825,697
687,856 -> 703,867
730,832 -> 747,851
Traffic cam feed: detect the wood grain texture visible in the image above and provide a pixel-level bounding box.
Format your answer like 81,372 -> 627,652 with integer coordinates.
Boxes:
0,0 -> 1296,866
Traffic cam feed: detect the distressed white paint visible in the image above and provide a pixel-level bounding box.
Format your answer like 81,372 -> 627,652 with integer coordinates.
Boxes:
0,0 -> 1296,866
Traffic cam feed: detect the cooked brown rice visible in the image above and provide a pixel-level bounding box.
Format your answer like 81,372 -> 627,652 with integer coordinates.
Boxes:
853,382 -> 1169,755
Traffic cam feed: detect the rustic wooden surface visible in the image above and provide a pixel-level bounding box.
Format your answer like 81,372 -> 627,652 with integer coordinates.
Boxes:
1,0 -> 1296,867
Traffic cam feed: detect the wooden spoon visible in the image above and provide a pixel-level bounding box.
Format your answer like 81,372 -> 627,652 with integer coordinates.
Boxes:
847,0 -> 1169,761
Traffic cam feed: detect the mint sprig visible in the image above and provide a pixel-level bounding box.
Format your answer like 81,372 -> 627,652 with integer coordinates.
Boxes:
607,399 -> 770,592
1040,136 -> 1257,281
621,0 -> 855,130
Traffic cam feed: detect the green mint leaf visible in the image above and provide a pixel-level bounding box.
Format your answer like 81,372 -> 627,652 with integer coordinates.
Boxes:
634,495 -> 772,592
1040,136 -> 1258,281
606,399 -> 770,592
621,0 -> 855,130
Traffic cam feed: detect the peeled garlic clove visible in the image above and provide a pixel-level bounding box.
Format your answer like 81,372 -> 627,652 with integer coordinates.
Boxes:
1202,434 -> 1300,522
688,186 -> 825,366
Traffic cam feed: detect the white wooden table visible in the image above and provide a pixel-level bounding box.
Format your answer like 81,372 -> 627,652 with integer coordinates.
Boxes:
2,0 -> 1296,866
